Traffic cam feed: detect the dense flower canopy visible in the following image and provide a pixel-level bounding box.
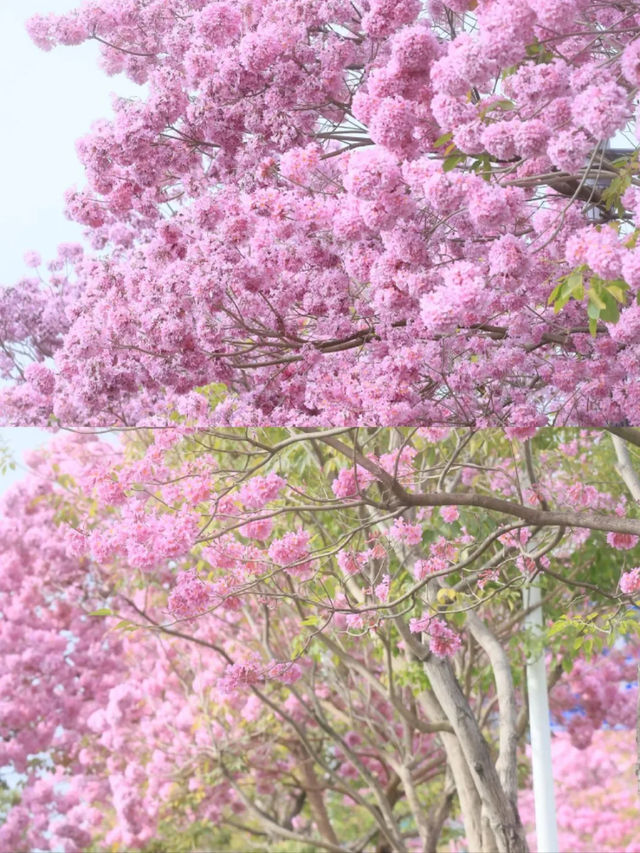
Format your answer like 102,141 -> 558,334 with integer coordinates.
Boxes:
3,1 -> 640,425
1,427 -> 640,851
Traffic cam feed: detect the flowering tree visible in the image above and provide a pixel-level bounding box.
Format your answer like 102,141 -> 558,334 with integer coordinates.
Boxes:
3,1 -> 640,425
1,427 -> 639,851
519,730 -> 640,853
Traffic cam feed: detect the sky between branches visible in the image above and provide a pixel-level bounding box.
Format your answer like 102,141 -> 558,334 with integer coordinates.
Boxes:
0,0 -> 140,286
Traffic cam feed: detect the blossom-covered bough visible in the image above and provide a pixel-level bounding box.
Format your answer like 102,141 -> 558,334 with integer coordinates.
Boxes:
3,1 -> 640,425
1,427 -> 639,851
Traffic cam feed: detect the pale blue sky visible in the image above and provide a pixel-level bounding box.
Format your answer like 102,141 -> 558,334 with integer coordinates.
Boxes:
0,428 -> 121,494
0,427 -> 56,493
0,0 -> 140,286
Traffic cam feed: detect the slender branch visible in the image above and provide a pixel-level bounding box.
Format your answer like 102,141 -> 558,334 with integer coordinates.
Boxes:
319,435 -> 640,535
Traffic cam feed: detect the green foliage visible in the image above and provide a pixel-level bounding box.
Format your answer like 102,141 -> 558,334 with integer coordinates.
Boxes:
600,149 -> 638,218
546,611 -> 640,668
0,779 -> 21,824
547,265 -> 630,335
525,39 -> 555,63
0,438 -> 16,477
443,153 -> 467,172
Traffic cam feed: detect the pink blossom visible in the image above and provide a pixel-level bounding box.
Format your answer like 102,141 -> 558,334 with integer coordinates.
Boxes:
546,129 -> 592,173
516,555 -> 536,576
361,0 -> 421,37
413,557 -> 446,580
389,518 -> 423,545
237,474 -> 285,510
621,39 -> 640,85
428,618 -> 463,658
5,0 -> 640,431
620,567 -> 640,595
337,550 -> 366,576
440,506 -> 459,523
571,83 -> 629,139
24,363 -> 55,396
606,532 -> 639,551
167,571 -> 214,619
368,96 -> 416,156
241,517 -> 274,540
23,251 -> 42,268
481,122 -> 517,161
478,568 -> 500,589
267,661 -> 303,684
218,660 -> 264,694
513,119 -> 549,158
268,529 -> 311,567
332,466 -> 375,498
279,144 -> 322,184
409,614 -> 462,658
374,574 -> 390,602
343,148 -> 403,200
409,614 -> 431,633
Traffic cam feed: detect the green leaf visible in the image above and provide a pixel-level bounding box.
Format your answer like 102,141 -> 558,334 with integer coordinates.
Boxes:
587,299 -> 600,320
599,289 -> 620,324
549,269 -> 585,312
547,280 -> 564,305
113,620 -> 138,633
488,99 -> 515,111
567,270 -> 584,297
433,131 -> 453,148
89,608 -> 114,617
588,287 -> 606,312
553,281 -> 574,313
605,279 -> 629,304
626,230 -> 640,250
480,99 -> 515,118
443,154 -> 466,172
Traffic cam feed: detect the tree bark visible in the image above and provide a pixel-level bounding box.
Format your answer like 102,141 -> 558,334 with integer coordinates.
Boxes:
298,749 -> 340,846
422,656 -> 528,853
465,610 -> 519,809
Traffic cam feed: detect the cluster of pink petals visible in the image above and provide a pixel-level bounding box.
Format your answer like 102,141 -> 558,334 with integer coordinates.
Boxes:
619,567 -> 640,595
606,532 -> 639,551
167,571 -> 214,619
1,0 -> 640,428
408,614 -> 462,658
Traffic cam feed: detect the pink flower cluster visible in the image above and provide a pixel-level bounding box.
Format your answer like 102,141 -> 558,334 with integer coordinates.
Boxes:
268,529 -> 312,577
218,660 -> 265,695
389,518 -> 423,545
237,473 -> 286,510
619,567 -> 640,595
2,0 -> 640,428
606,532 -> 639,551
332,465 -> 376,498
408,614 -> 462,658
440,505 -> 459,523
89,506 -> 199,570
337,549 -> 368,576
167,571 -> 214,619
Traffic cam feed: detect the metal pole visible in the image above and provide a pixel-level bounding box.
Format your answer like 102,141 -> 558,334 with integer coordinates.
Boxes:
523,581 -> 559,853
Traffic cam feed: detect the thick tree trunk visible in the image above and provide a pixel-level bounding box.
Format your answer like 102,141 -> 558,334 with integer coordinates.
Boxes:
465,609 -> 519,808
423,656 -> 528,853
299,749 -> 340,846
415,686 -> 484,851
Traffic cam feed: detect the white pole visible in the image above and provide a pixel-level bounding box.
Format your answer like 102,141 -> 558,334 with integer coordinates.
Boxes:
523,581 -> 559,853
